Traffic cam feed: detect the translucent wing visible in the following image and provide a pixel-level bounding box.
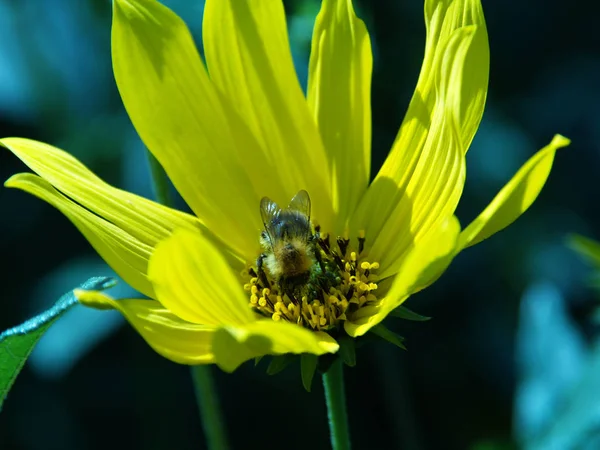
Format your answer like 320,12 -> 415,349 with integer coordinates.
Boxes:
287,190 -> 311,220
260,196 -> 281,241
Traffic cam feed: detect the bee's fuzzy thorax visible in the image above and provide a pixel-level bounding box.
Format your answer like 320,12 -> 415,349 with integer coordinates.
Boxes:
266,238 -> 314,278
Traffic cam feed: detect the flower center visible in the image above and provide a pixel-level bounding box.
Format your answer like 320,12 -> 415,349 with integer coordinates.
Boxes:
243,229 -> 380,331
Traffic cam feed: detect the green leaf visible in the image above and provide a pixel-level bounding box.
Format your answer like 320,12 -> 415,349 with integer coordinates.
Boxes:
300,353 -> 318,392
266,354 -> 297,375
337,334 -> 356,367
254,355 -> 264,367
371,324 -> 407,350
389,305 -> 431,321
568,234 -> 600,267
0,276 -> 116,410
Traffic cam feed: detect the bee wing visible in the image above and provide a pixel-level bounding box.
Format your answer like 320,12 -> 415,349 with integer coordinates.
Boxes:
287,190 -> 311,219
260,196 -> 281,241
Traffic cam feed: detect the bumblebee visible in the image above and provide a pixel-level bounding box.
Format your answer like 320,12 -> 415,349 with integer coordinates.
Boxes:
257,190 -> 319,298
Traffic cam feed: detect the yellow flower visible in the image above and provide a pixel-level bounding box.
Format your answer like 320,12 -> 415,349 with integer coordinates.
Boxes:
2,0 -> 569,372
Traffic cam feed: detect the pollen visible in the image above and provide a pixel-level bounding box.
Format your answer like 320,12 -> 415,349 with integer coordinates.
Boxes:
243,231 -> 380,331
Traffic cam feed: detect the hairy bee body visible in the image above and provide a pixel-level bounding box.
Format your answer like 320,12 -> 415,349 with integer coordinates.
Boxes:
257,191 -> 316,297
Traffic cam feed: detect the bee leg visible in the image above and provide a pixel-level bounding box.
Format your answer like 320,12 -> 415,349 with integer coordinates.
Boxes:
256,254 -> 271,289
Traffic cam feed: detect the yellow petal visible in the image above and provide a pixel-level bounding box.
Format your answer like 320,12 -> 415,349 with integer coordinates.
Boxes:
307,0 -> 372,233
1,138 -> 201,244
202,0 -> 333,229
76,290 -> 215,365
351,0 -> 487,256
345,216 -> 460,337
7,173 -> 155,298
364,26 -> 476,273
148,228 -> 255,326
112,0 -> 268,260
459,135 -> 570,250
212,321 -> 339,373
438,0 -> 489,151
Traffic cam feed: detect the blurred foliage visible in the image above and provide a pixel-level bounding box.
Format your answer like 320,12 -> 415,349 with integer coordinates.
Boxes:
0,0 -> 599,449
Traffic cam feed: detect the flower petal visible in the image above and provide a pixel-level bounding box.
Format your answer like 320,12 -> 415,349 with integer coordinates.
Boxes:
7,173 -> 155,298
363,26 -> 476,273
148,228 -> 255,326
345,215 -> 460,337
112,0 -> 268,259
76,290 -> 215,365
307,0 -> 372,233
459,134 -> 570,250
202,0 -> 333,229
1,138 -> 201,244
212,321 -> 339,373
351,0 -> 487,259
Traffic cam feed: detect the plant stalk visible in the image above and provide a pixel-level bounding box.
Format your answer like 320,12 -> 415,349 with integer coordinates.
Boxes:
322,359 -> 351,450
146,149 -> 229,450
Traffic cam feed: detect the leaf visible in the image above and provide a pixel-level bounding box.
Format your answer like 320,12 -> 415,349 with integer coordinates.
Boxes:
300,353 -> 318,392
266,354 -> 297,375
337,334 -> 356,367
370,324 -> 407,350
568,234 -> 600,267
389,305 -> 431,321
0,276 -> 116,410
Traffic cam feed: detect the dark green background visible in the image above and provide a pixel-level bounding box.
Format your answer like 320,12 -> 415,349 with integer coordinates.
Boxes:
0,0 -> 598,449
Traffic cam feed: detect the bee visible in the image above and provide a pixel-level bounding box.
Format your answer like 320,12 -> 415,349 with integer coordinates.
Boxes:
257,190 -> 319,298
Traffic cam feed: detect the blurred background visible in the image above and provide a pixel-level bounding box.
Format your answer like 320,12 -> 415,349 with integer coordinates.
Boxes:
0,0 -> 599,449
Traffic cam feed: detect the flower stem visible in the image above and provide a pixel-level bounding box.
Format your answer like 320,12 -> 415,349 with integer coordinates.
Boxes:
146,150 -> 172,206
190,365 -> 231,450
145,148 -> 229,450
322,359 -> 351,450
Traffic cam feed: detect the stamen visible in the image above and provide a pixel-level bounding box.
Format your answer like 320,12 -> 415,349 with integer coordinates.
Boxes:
245,231 -> 381,331
358,230 -> 366,255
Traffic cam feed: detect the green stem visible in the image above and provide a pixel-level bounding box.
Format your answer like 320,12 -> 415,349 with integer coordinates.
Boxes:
190,365 -> 231,450
145,148 -> 229,450
322,359 -> 351,450
146,150 -> 172,206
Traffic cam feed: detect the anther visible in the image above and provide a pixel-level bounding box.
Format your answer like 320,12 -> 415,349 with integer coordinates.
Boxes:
358,231 -> 366,254
337,237 -> 349,256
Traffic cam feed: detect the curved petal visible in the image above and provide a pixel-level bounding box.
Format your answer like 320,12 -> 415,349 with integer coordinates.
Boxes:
7,173 -> 155,298
307,0 -> 372,233
459,135 -> 570,250
345,215 -> 460,337
202,0 -> 333,230
76,290 -> 215,365
148,228 -> 255,326
1,138 -> 201,244
364,26 -> 475,272
212,321 -> 339,373
112,0 -> 267,259
351,0 -> 487,253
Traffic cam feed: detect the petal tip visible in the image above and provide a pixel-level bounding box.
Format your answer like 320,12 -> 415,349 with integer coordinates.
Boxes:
551,134 -> 571,148
75,289 -> 116,310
